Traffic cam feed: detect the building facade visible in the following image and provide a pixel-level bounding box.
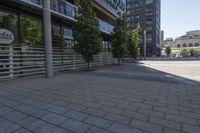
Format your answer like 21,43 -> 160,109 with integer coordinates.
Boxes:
161,31 -> 200,56
0,0 -> 125,79
126,0 -> 161,57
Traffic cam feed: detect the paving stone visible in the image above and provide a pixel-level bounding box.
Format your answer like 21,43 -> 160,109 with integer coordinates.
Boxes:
83,107 -> 106,117
130,102 -> 152,109
149,116 -> 181,130
15,104 -> 49,118
117,104 -> 138,112
86,127 -> 111,133
14,128 -> 32,133
18,117 -> 46,131
0,106 -> 14,116
41,113 -> 68,125
180,111 -> 200,119
64,109 -> 89,121
84,116 -> 113,129
109,122 -> 143,133
82,101 -> 103,108
0,120 -> 20,133
0,117 -> 6,123
154,107 -> 179,115
138,108 -> 165,118
101,105 -> 124,114
0,97 -> 22,107
166,114 -> 197,125
163,128 -> 186,133
35,124 -> 66,133
130,119 -> 162,133
122,110 -> 148,121
104,113 -> 131,125
47,105 -> 69,114
182,124 -> 200,133
3,111 -> 29,123
60,119 -> 91,133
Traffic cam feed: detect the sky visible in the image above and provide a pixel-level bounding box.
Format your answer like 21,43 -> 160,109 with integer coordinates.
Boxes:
161,0 -> 200,39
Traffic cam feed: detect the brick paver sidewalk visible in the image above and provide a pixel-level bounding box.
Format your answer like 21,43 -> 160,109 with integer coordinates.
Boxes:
0,64 -> 200,133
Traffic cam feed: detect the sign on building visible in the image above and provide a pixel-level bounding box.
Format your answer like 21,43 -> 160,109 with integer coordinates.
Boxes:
0,29 -> 14,44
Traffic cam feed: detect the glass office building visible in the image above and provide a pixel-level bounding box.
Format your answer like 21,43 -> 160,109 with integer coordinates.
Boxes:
0,0 -> 125,79
126,0 -> 161,56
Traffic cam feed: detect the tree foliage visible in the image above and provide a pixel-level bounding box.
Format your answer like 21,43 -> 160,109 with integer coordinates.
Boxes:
180,49 -> 190,57
128,26 -> 140,60
111,14 -> 127,64
73,0 -> 102,70
165,46 -> 171,57
189,49 -> 199,57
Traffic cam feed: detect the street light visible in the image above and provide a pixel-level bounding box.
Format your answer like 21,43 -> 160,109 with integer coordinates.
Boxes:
144,30 -> 146,60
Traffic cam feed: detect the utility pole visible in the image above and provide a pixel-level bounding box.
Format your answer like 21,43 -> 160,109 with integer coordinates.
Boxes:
144,30 -> 146,60
43,0 -> 53,77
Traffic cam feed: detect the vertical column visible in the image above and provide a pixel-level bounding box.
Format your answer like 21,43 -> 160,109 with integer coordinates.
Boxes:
9,45 -> 14,79
144,30 -> 147,60
43,0 -> 53,77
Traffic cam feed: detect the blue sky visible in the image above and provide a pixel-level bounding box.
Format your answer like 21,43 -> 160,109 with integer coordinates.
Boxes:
161,0 -> 200,39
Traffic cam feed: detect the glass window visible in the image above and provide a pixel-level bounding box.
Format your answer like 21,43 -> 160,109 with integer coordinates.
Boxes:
58,1 -> 65,14
189,43 -> 193,47
63,27 -> 72,38
52,24 -> 62,46
20,15 -> 43,45
182,43 -> 187,47
195,43 -> 200,47
0,10 -> 18,44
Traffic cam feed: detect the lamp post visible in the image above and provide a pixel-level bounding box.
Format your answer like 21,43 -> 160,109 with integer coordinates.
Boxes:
144,30 -> 146,60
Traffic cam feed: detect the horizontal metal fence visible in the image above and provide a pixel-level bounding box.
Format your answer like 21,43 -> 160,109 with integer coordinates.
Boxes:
0,44 -> 114,79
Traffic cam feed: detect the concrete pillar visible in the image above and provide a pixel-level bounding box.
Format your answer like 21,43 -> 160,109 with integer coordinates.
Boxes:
43,0 -> 53,77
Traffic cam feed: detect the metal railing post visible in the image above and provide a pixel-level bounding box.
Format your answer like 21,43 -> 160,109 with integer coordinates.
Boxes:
9,45 -> 14,79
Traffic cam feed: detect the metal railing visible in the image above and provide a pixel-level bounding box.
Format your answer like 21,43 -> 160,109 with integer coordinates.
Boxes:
0,44 -> 114,79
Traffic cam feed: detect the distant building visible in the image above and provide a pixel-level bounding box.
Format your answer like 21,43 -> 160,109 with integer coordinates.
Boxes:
160,30 -> 164,47
163,38 -> 174,46
162,31 -> 200,56
126,0 -> 161,57
186,30 -> 200,37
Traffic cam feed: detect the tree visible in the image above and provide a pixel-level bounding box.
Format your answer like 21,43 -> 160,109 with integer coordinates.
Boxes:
128,26 -> 140,61
111,14 -> 127,64
165,46 -> 171,57
189,49 -> 199,57
73,0 -> 102,70
180,49 -> 189,57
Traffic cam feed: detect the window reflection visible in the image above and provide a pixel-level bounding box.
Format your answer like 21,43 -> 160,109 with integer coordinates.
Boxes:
0,11 -> 18,44
99,19 -> 114,34
20,16 -> 43,45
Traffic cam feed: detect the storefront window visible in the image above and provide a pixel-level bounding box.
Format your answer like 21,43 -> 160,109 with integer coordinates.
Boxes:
20,16 -> 42,45
63,27 -> 73,48
0,10 -> 18,44
63,27 -> 72,38
52,24 -> 62,46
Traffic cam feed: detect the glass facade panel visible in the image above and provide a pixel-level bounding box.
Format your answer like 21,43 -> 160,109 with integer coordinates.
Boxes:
20,16 -> 43,45
52,24 -> 62,46
51,0 -> 76,19
0,10 -> 18,44
21,0 -> 42,5
99,19 -> 114,34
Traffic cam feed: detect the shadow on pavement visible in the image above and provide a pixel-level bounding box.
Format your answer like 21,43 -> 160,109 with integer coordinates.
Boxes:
80,63 -> 200,85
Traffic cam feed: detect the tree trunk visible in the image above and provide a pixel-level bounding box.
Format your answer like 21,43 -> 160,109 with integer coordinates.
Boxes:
87,62 -> 90,70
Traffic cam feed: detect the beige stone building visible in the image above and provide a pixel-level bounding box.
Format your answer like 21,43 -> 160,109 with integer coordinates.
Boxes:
162,31 -> 200,56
